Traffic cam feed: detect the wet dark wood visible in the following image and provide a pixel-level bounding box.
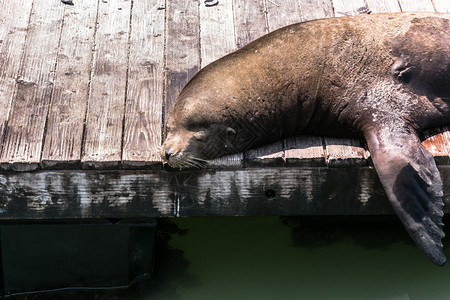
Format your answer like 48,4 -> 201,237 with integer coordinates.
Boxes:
1,166 -> 450,220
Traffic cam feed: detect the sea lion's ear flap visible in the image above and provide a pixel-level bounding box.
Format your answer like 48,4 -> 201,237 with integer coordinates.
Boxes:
226,127 -> 236,135
364,125 -> 446,266
210,124 -> 236,135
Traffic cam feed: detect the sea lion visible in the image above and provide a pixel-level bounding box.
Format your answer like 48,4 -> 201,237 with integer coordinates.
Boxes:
162,12 -> 450,265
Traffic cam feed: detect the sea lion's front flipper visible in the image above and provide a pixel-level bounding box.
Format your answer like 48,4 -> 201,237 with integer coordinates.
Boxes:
364,125 -> 446,265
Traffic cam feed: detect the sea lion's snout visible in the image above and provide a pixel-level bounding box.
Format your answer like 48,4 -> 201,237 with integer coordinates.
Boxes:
161,145 -> 174,161
161,132 -> 208,169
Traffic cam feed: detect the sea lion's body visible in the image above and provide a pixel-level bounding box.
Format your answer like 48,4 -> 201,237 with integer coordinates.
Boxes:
162,13 -> 450,265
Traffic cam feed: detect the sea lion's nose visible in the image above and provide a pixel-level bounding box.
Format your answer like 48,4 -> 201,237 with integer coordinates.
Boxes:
164,150 -> 172,160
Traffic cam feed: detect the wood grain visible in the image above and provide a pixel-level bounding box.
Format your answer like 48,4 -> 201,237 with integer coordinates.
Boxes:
298,0 -> 334,21
0,0 -> 64,171
199,1 -> 236,66
233,0 -> 268,49
432,0 -> 450,12
423,128 -> 450,165
284,136 -> 326,167
332,0 -> 369,16
164,0 -> 200,132
81,0 -> 131,169
325,137 -> 370,167
2,166 -> 450,219
365,0 -> 401,12
398,0 -> 435,12
265,0 -> 302,30
41,0 -> 99,169
0,0 -> 33,148
0,168 -> 386,219
122,0 -> 165,168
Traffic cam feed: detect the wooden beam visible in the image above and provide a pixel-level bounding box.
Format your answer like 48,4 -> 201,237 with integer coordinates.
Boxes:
0,166 -> 448,220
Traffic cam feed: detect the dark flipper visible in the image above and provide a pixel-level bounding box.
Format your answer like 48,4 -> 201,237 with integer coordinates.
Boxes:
364,125 -> 446,265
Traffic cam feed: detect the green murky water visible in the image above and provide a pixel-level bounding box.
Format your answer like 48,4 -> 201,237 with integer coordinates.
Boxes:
146,216 -> 450,300
8,216 -> 450,299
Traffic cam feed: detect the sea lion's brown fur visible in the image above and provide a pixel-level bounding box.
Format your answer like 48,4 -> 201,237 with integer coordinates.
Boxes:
162,12 -> 450,265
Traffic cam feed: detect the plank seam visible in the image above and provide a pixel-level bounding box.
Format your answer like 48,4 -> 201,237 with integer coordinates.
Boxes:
161,0 -> 168,143
121,0 -> 135,167
397,0 -> 404,11
80,0 -> 101,163
197,0 -> 203,69
330,0 -> 337,16
431,0 -> 438,11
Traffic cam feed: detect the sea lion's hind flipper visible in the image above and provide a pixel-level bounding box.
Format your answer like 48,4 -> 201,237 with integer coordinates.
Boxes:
364,126 -> 446,265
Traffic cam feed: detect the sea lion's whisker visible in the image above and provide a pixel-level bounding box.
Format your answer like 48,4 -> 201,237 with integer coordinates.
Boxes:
191,157 -> 207,163
189,157 -> 207,168
186,158 -> 205,169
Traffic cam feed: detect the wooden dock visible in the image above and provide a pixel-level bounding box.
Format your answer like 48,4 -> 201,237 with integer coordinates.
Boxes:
0,0 -> 449,219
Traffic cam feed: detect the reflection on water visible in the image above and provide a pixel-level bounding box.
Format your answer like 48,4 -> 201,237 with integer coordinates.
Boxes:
7,216 -> 450,299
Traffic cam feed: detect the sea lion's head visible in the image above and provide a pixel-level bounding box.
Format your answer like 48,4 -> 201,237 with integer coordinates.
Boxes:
161,95 -> 237,169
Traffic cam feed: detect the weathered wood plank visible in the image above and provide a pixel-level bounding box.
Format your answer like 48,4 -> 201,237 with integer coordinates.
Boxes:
423,128 -> 450,165
233,0 -> 268,49
122,0 -> 165,169
325,137 -> 370,167
0,1 -> 64,171
199,0 -> 243,168
41,0 -> 99,169
398,0 -> 435,12
433,0 -> 450,12
164,0 -> 200,133
365,0 -> 401,12
265,0 -> 302,30
0,0 -> 33,147
284,136 -> 326,167
199,1 -> 236,67
298,0 -> 334,21
82,0 -> 131,169
332,0 -> 369,16
245,143 -> 285,167
0,170 -> 174,219
2,166 -> 450,219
